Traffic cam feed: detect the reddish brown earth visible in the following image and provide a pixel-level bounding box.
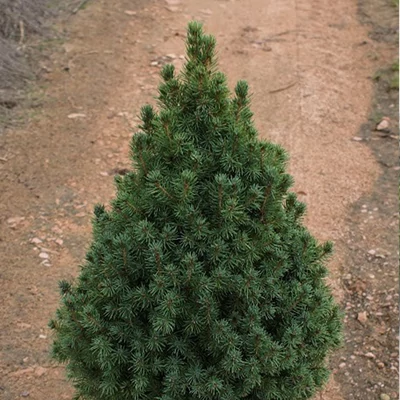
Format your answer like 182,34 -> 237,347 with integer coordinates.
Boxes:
0,0 -> 398,399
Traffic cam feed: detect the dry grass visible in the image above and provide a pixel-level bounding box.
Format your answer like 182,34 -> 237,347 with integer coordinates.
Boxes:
0,0 -> 63,127
0,0 -> 56,89
0,0 -> 54,40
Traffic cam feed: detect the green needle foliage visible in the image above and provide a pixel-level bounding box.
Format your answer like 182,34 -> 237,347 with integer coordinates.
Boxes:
49,22 -> 342,400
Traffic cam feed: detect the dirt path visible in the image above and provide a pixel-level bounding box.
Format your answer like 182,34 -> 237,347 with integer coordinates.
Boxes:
0,0 -> 397,399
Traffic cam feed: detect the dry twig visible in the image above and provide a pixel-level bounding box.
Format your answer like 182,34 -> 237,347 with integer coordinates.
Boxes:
269,82 -> 297,94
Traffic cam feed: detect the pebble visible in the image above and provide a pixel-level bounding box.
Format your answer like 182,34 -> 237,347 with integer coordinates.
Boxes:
100,171 -> 109,176
67,113 -> 86,119
35,367 -> 47,377
165,0 -> 181,4
30,238 -> 42,244
368,249 -> 376,255
376,118 -> 390,131
7,217 -> 25,228
124,10 -> 137,15
21,391 -> 30,397
380,394 -> 390,400
364,352 -> 376,359
357,311 -> 368,324
41,260 -> 51,267
166,6 -> 179,12
39,252 -> 49,259
339,362 -> 346,368
352,136 -> 363,141
55,239 -> 64,246
17,322 -> 31,329
52,226 -> 63,234
39,334 -> 47,339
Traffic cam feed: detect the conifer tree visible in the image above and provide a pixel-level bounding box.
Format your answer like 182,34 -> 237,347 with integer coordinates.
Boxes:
49,22 -> 342,400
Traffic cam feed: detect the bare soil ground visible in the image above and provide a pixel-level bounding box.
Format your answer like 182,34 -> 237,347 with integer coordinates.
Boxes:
0,0 -> 398,399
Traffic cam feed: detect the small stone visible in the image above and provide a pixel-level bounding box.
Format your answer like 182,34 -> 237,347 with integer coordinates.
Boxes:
124,10 -> 137,15
166,53 -> 177,59
67,113 -> 86,119
35,367 -> 47,377
165,0 -> 181,4
368,249 -> 376,255
352,136 -> 363,141
357,311 -> 368,324
21,391 -> 30,397
380,394 -> 390,400
377,361 -> 385,369
166,6 -> 179,12
7,217 -> 25,225
100,171 -> 109,176
376,118 -> 390,131
17,322 -> 32,329
52,226 -> 63,234
39,252 -> 49,259
39,334 -> 47,339
364,352 -> 375,359
339,362 -> 346,368
150,61 -> 159,66
55,239 -> 64,246
30,238 -> 42,244
23,357 -> 29,363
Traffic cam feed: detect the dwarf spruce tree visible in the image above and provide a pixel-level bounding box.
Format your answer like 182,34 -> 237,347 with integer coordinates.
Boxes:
50,22 -> 342,400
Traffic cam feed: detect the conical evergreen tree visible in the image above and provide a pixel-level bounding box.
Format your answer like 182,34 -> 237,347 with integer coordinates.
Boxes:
49,22 -> 342,400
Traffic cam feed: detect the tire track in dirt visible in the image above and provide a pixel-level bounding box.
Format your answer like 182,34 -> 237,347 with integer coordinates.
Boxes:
0,0 -> 384,398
